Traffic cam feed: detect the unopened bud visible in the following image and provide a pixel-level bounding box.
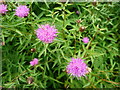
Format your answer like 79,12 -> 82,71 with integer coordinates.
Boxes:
31,48 -> 36,52
76,11 -> 80,14
76,20 -> 81,23
79,26 -> 86,32
1,42 -> 5,46
86,67 -> 92,74
92,0 -> 97,6
27,77 -> 34,84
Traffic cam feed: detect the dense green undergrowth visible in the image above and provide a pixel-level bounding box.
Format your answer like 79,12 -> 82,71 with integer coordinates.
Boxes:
1,2 -> 120,88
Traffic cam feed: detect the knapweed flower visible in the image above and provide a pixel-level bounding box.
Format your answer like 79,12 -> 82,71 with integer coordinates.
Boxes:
36,24 -> 58,43
30,58 -> 38,66
0,4 -> 8,14
15,5 -> 29,18
66,58 -> 89,78
82,37 -> 89,43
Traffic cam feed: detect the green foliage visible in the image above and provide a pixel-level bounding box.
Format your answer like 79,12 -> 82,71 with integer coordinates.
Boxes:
1,1 -> 120,88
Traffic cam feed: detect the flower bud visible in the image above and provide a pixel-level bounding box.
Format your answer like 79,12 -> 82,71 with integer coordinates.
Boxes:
79,26 -> 86,32
1,42 -> 5,46
92,0 -> 97,6
76,11 -> 80,14
76,20 -> 81,23
27,77 -> 34,84
86,67 -> 92,74
31,48 -> 36,52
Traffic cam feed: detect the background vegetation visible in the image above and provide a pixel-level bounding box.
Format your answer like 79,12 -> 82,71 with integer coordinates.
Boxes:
1,1 -> 120,88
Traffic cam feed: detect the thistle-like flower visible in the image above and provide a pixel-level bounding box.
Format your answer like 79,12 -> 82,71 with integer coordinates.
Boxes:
66,58 -> 89,78
82,37 -> 89,43
0,4 -> 8,14
15,5 -> 29,17
36,24 -> 58,43
30,58 -> 38,66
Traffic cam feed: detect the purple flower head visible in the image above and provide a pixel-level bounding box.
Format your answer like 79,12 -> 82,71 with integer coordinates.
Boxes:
30,58 -> 38,66
66,58 -> 89,77
0,4 -> 8,14
82,37 -> 89,43
15,5 -> 29,18
36,24 -> 58,43
76,11 -> 80,14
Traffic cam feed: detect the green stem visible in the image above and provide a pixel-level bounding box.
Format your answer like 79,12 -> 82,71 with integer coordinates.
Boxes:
81,30 -> 98,58
62,7 -> 66,39
74,31 -> 77,56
